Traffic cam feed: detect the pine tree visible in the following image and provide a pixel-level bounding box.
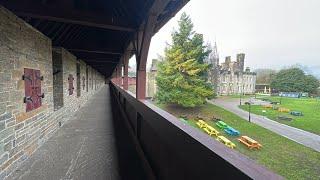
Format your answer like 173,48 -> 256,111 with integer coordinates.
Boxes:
156,13 -> 213,107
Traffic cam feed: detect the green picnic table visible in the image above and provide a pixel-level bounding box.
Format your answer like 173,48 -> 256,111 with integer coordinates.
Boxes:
216,121 -> 229,129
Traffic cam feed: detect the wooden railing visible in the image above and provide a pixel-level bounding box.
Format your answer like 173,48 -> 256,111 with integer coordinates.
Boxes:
110,82 -> 283,180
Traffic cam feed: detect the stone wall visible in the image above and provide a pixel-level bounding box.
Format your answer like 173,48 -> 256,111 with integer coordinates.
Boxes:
0,6 -> 105,178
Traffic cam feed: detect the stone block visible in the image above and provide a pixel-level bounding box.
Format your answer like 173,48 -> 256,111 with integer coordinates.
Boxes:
0,127 -> 14,141
0,151 -> 23,171
0,153 -> 8,166
6,105 -> 16,112
5,118 -> 15,128
0,113 -> 12,122
11,69 -> 22,81
24,142 -> 37,156
3,135 -> 14,144
0,73 -> 11,82
0,141 -> 4,156
16,134 -> 25,145
3,142 -> 12,152
14,123 -> 24,131
0,103 -> 6,115
0,92 -> 9,102
16,80 -> 24,90
0,121 -> 5,131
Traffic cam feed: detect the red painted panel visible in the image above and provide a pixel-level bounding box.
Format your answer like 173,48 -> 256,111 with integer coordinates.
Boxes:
24,68 -> 34,112
24,68 -> 43,112
33,70 -> 42,109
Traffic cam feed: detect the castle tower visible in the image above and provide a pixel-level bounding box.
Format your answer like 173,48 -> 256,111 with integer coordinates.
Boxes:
225,56 -> 231,65
236,53 -> 245,71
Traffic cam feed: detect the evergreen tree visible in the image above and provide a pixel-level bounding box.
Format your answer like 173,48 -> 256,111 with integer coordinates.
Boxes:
156,13 -> 213,107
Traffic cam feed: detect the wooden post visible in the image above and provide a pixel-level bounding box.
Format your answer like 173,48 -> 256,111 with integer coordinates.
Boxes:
123,52 -> 129,90
136,15 -> 157,99
117,64 -> 122,86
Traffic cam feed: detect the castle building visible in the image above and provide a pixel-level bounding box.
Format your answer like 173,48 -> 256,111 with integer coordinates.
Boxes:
206,45 -> 256,95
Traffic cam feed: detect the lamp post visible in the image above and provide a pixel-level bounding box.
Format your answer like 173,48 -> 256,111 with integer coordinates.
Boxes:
245,101 -> 251,122
240,84 -> 244,105
240,89 -> 242,105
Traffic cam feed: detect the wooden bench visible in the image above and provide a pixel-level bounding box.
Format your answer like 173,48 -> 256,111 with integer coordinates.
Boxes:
216,136 -> 236,149
203,125 -> 220,137
238,136 -> 262,150
216,121 -> 228,129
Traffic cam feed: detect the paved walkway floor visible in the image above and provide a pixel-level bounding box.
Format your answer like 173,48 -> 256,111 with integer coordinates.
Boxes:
7,85 -> 146,180
209,98 -> 320,152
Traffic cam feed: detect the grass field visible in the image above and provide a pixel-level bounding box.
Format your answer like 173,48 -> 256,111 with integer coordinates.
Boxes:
239,96 -> 320,135
157,103 -> 320,180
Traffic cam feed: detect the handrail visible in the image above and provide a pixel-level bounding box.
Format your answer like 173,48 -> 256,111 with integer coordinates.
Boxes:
110,82 -> 283,180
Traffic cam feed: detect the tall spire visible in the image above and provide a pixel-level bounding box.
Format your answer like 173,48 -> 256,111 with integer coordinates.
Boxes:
212,41 -> 219,67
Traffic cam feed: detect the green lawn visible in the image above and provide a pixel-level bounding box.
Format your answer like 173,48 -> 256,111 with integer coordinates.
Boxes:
239,96 -> 320,135
157,103 -> 320,180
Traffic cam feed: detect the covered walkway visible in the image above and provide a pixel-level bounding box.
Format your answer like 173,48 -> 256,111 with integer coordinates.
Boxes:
7,85 -> 146,180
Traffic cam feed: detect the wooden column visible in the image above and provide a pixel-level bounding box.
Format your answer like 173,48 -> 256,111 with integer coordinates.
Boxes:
117,64 -> 122,86
123,52 -> 130,90
136,15 -> 157,99
114,66 -> 119,86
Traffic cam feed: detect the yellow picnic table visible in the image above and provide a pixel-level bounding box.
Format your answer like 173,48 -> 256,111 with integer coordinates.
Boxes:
203,125 -> 220,137
262,104 -> 272,108
278,107 -> 290,113
196,120 -> 207,128
216,136 -> 236,149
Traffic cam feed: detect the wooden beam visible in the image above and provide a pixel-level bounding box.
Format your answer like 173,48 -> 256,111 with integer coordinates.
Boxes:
154,0 -> 189,33
1,2 -> 136,32
67,49 -> 122,55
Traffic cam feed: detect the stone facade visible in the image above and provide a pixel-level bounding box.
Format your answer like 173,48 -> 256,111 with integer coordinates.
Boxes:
209,53 -> 256,95
146,59 -> 158,98
0,6 -> 105,178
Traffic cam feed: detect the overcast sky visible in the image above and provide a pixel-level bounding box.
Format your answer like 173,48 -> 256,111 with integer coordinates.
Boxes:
130,0 -> 320,76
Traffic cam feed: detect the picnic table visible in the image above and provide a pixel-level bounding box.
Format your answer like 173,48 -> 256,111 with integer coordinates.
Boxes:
224,126 -> 240,136
216,136 -> 236,149
238,136 -> 262,150
262,104 -> 272,108
203,125 -> 220,137
216,121 -> 228,129
196,120 -> 207,129
278,107 -> 290,112
290,111 -> 303,116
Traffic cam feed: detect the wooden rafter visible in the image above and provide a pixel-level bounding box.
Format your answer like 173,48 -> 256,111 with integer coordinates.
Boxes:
1,2 -> 136,32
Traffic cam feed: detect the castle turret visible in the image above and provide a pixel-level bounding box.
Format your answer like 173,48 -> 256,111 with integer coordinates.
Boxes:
225,56 -> 231,65
236,53 -> 245,71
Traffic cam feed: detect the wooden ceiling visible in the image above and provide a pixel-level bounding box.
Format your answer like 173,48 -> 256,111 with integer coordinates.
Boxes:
0,0 -> 188,77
